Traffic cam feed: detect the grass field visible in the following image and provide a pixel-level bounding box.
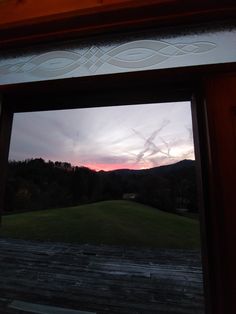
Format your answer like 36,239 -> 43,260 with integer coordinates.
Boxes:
0,200 -> 201,249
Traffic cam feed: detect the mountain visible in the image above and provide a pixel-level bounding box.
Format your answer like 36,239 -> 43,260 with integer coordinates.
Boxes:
106,159 -> 195,176
5,159 -> 197,214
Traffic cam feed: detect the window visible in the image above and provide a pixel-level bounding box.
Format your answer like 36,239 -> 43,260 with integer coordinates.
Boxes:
1,24 -> 235,314
0,100 -> 206,313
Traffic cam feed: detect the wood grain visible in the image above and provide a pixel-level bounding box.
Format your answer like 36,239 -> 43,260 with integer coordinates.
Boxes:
0,238 -> 204,313
1,1 -> 236,49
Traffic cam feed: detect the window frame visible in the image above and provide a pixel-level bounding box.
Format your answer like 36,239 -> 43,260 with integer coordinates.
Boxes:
1,62 -> 236,314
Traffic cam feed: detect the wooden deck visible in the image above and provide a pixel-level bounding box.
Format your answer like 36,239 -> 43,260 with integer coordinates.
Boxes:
0,239 -> 204,314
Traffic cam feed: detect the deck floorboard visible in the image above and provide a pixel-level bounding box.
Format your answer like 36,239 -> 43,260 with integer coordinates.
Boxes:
0,239 -> 204,314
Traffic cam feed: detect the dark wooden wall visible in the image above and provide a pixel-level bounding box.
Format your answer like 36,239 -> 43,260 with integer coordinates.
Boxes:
204,73 -> 236,314
1,0 -> 236,48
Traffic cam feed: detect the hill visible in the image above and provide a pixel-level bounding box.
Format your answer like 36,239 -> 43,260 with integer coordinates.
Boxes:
0,200 -> 200,249
109,159 -> 195,176
5,158 -> 197,213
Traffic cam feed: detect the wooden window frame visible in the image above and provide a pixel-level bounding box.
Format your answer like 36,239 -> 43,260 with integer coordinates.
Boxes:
1,62 -> 236,314
1,0 -> 236,49
1,1 -> 236,313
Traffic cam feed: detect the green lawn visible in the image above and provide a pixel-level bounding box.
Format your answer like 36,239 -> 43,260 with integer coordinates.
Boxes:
0,200 -> 200,249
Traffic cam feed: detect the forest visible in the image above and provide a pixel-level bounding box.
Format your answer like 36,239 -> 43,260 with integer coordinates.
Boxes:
4,158 -> 197,213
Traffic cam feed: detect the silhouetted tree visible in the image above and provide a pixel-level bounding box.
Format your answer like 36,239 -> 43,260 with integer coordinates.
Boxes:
5,158 -> 197,213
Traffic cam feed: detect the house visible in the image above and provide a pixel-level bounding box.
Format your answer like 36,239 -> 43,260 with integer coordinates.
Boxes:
123,193 -> 137,200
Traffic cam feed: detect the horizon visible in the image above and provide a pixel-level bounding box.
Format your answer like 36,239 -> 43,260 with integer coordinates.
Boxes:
8,157 -> 195,172
9,102 -> 195,171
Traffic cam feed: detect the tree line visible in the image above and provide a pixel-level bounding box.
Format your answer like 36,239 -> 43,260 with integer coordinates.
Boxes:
4,158 -> 198,213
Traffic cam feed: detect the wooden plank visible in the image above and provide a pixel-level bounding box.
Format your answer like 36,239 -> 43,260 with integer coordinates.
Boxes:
0,239 -> 204,314
203,72 -> 236,314
9,299 -> 96,314
1,1 -> 236,49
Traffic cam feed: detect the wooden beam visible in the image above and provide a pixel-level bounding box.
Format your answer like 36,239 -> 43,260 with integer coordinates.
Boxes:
2,63 -> 236,113
203,72 -> 236,314
0,0 -> 236,49
0,0 -> 220,27
191,91 -> 213,314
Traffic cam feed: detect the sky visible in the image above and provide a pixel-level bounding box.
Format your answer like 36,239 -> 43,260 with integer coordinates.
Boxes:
9,102 -> 195,171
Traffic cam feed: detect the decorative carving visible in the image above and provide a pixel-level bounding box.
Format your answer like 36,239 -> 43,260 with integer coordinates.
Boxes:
0,40 -> 216,78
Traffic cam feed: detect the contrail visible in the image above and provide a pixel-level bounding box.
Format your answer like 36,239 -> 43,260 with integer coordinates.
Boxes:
132,119 -> 170,163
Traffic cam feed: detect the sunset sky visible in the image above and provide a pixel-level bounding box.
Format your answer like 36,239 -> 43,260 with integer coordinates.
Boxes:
9,102 -> 195,171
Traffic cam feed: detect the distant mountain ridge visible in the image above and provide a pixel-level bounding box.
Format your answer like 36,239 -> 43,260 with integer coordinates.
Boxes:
104,159 -> 195,176
6,158 -> 197,213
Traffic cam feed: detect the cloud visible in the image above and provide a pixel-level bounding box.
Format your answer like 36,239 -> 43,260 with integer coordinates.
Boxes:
9,102 -> 195,170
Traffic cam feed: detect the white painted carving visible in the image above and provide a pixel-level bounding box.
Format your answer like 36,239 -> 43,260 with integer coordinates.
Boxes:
0,41 -> 216,79
0,29 -> 235,85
